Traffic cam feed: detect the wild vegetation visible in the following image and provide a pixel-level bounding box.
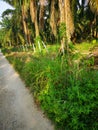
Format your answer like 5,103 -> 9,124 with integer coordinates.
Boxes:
0,0 -> 98,130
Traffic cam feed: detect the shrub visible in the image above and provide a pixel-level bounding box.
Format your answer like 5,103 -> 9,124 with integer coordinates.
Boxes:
6,53 -> 98,130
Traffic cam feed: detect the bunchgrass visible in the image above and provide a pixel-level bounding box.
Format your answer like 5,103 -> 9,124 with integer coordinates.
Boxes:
6,48 -> 98,130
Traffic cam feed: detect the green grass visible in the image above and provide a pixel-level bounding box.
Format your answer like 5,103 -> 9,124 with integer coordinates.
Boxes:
5,44 -> 98,130
75,40 -> 98,54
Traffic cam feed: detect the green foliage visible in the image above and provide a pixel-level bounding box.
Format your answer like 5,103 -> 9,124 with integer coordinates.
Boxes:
75,40 -> 98,54
6,52 -> 98,130
7,54 -> 25,73
1,0 -> 98,48
34,36 -> 47,52
59,23 -> 66,40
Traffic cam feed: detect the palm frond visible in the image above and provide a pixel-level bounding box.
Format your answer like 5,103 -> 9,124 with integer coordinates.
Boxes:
2,9 -> 15,18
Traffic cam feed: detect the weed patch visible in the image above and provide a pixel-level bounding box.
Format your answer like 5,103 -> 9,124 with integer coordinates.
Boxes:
6,52 -> 98,130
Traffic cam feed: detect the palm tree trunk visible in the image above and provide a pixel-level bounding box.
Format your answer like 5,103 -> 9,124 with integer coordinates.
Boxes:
59,0 -> 65,23
58,0 -> 66,54
30,0 -> 39,37
59,0 -> 74,54
50,0 -> 57,36
22,4 -> 29,44
39,0 -> 45,31
64,0 -> 74,43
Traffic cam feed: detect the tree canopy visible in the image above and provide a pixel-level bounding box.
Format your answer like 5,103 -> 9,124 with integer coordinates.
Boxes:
0,0 -> 98,50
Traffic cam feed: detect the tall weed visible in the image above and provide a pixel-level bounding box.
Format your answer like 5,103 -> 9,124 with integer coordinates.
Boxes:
7,53 -> 98,130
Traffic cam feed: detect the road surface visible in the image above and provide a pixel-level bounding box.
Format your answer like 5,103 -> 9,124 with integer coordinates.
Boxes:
0,52 -> 54,130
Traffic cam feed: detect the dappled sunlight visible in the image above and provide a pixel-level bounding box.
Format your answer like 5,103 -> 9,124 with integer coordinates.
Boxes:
0,0 -> 98,129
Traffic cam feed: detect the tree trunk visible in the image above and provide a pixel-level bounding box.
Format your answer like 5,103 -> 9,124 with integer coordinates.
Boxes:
39,0 -> 45,31
64,0 -> 74,43
59,0 -> 74,54
58,0 -> 66,54
59,0 -> 65,23
22,4 -> 31,44
30,0 -> 39,37
50,0 -> 57,36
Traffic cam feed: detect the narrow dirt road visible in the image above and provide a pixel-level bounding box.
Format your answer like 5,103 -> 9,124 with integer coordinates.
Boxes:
0,52 -> 54,130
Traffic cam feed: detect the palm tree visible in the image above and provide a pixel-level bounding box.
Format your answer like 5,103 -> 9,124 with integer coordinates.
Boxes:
89,0 -> 98,38
21,1 -> 30,44
2,0 -> 31,45
30,0 -> 39,37
39,0 -> 45,31
0,17 -> 12,46
59,0 -> 74,54
50,0 -> 57,36
1,0 -> 27,46
71,0 -> 78,24
65,0 -> 74,43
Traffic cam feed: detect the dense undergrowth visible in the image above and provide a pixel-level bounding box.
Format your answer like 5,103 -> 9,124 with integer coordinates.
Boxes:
3,45 -> 98,130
